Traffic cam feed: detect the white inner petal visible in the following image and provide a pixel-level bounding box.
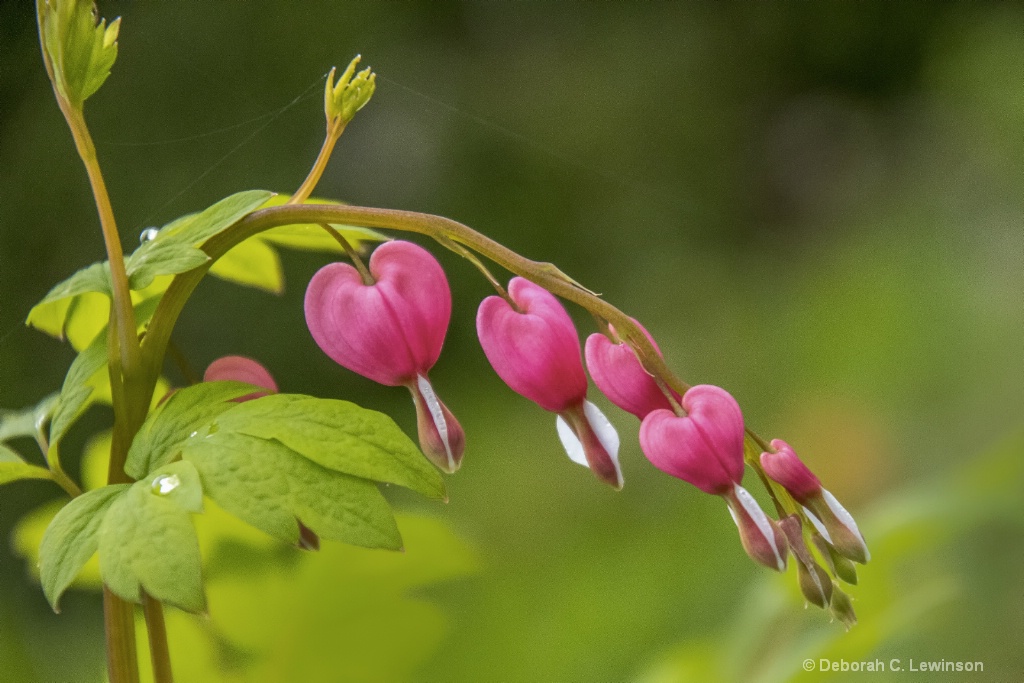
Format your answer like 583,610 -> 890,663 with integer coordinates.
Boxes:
822,488 -> 870,561
556,415 -> 589,468
583,400 -> 622,486
734,483 -> 786,571
417,375 -> 454,470
802,505 -> 833,544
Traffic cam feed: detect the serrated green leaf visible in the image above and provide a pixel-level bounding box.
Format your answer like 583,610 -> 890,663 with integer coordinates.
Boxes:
212,394 -> 446,500
159,190 -> 274,246
182,431 -> 402,551
36,261 -> 112,306
208,236 -> 283,293
39,484 -> 129,611
0,393 -> 58,444
126,236 -> 210,290
99,467 -> 206,613
49,336 -> 106,449
0,461 -> 54,486
125,381 -> 259,479
40,0 -> 121,107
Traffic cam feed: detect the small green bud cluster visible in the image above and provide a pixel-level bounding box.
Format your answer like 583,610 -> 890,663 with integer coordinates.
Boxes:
324,55 -> 376,126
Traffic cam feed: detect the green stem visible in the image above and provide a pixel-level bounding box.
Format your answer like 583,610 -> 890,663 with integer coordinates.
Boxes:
290,118 -> 346,205
319,224 -> 374,285
143,594 -> 174,683
103,588 -> 140,683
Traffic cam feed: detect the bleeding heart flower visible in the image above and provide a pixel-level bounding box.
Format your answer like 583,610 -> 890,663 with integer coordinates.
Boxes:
584,321 -> 678,419
761,439 -> 869,564
639,385 -> 744,494
477,277 -> 622,488
203,355 -> 278,401
304,240 -> 465,472
640,384 -> 787,571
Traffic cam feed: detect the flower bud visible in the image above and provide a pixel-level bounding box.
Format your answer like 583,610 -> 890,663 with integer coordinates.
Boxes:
724,483 -> 789,572
584,321 -> 678,419
761,440 -> 869,564
812,532 -> 858,585
779,515 -> 832,608
305,241 -> 465,472
638,385 -> 744,495
477,277 -> 622,488
829,587 -> 858,630
203,355 -> 278,402
759,439 -> 821,501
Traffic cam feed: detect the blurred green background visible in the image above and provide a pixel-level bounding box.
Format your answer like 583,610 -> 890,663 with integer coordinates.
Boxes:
1,2 -> 1022,681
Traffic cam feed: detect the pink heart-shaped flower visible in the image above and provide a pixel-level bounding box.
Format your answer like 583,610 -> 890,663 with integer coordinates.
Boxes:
639,384 -> 745,494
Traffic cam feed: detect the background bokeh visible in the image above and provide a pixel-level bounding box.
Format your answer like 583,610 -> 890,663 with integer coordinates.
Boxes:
1,2 -> 1022,681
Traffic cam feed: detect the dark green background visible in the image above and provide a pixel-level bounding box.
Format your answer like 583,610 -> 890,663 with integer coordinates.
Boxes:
1,2 -> 1022,681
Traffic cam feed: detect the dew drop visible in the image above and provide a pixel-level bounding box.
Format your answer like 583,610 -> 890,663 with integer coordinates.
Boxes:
151,474 -> 180,495
189,431 -> 198,438
139,228 -> 159,243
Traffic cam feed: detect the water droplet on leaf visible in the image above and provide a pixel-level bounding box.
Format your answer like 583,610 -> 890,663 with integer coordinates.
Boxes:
151,474 -> 180,495
139,228 -> 159,243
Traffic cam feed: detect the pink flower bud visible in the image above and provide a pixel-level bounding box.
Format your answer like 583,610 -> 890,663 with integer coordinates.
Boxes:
760,440 -> 869,564
724,483 -> 789,572
584,321 -> 679,419
203,355 -> 278,402
477,277 -> 622,488
304,240 -> 465,472
638,385 -> 745,495
759,439 -> 822,501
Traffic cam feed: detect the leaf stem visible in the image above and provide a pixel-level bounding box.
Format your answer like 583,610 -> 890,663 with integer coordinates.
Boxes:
143,593 -> 174,683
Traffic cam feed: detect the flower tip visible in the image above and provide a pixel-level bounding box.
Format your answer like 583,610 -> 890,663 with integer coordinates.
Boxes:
726,484 -> 789,572
557,401 -> 623,489
410,376 -> 465,473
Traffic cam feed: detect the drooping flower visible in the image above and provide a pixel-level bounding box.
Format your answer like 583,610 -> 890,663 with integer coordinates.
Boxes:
476,277 -> 622,489
584,321 -> 679,419
304,240 -> 465,472
761,440 -> 869,564
640,385 -> 788,571
203,355 -> 278,401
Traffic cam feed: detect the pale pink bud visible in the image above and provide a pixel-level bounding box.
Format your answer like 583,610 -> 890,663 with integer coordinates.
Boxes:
638,385 -> 745,495
584,321 -> 679,419
477,278 -> 622,488
203,355 -> 278,402
759,439 -> 822,501
724,483 -> 789,572
761,440 -> 869,564
304,240 -> 465,472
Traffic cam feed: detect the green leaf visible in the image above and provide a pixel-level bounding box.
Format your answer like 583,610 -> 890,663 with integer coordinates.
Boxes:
212,394 -> 446,500
39,484 -> 129,611
159,190 -> 274,246
0,461 -> 54,486
126,236 -> 210,290
39,0 -> 121,107
208,237 -> 283,294
98,462 -> 206,613
125,381 -> 261,479
35,261 -> 112,307
0,393 -> 58,444
182,431 -> 402,551
49,336 -> 107,449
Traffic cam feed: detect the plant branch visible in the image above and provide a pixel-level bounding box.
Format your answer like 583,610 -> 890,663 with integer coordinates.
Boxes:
141,204 -> 692,402
103,588 -> 140,683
